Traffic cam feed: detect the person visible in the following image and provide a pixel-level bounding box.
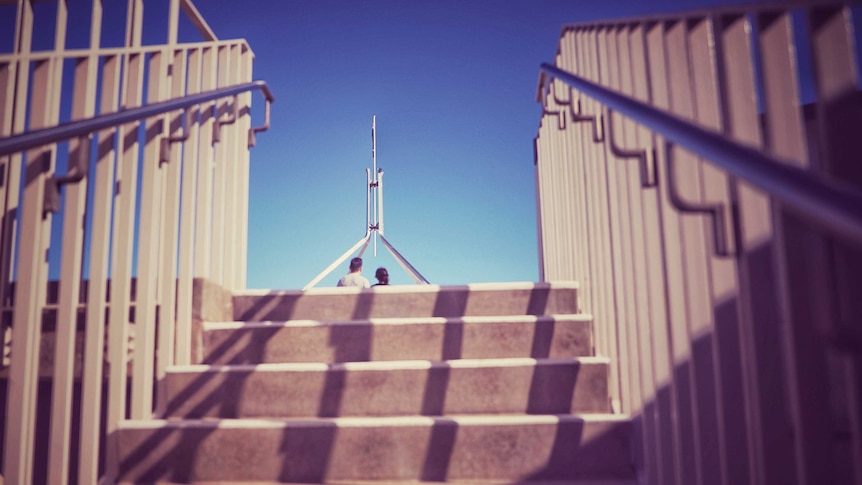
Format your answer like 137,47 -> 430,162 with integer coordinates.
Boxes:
337,257 -> 370,288
372,267 -> 389,286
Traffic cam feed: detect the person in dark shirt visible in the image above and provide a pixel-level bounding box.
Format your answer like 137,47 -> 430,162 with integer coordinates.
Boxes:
372,267 -> 389,286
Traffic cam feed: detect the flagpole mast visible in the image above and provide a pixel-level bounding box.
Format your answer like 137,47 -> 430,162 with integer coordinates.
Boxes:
371,115 -> 378,256
303,115 -> 429,289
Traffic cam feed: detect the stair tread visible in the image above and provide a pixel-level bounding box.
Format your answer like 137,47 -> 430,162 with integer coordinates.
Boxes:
124,413 -> 631,428
235,281 -> 580,297
200,313 -> 595,365
132,480 -> 635,484
204,314 -> 593,329
231,282 -> 580,321
117,412 -> 635,483
133,481 -> 637,485
170,356 -> 611,373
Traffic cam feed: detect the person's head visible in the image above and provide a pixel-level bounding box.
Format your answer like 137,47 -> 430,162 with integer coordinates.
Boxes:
375,267 -> 389,285
349,257 -> 363,273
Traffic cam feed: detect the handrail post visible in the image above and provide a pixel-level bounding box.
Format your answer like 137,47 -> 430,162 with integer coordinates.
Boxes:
44,134 -> 91,214
248,90 -> 272,147
159,107 -> 192,165
213,94 -> 238,143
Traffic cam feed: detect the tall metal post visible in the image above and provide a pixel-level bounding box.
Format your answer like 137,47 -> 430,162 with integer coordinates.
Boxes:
371,115 -> 378,255
365,168 -> 371,237
378,168 -> 385,236
303,115 -> 429,289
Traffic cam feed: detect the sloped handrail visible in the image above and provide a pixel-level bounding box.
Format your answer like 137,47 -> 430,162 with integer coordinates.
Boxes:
0,80 -> 275,156
539,62 -> 862,247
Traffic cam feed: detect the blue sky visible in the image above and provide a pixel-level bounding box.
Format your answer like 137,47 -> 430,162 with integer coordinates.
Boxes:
3,0 -> 777,290
189,0 -> 777,290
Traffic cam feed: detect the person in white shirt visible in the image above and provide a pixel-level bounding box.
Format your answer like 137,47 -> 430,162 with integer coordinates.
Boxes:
337,257 -> 370,288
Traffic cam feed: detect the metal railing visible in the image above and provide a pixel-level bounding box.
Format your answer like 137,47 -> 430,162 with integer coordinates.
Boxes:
0,1 -> 272,484
0,80 -> 273,157
539,63 -> 862,246
535,2 -> 862,484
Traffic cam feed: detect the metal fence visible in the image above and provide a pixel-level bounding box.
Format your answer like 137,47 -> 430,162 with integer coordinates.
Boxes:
535,2 -> 862,484
0,1 -> 269,483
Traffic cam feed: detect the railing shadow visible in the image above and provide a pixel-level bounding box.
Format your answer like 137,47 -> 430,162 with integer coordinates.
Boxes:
278,421 -> 338,482
118,284 -> 612,482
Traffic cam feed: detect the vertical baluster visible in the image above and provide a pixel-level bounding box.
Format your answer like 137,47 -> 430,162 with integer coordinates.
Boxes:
624,20 -> 663,484
560,29 -> 593,313
572,27 -> 594,343
533,143 -> 545,283
541,82 -> 560,281
662,18 -> 706,485
540,105 -> 557,282
560,29 -> 589,315
211,44 -> 230,286
598,24 -> 636,416
79,50 -> 121,485
686,18 -> 729,485
552,73 -> 574,283
194,45 -> 217,283
105,0 -> 145,477
645,20 -> 683,485
691,15 -> 753,485
151,0 -> 182,412
237,43 -> 253,289
572,31 -> 593,315
757,9 -> 833,485
717,11 -> 799,485
548,105 -> 560,283
590,25 -> 619,413
680,18 -> 730,485
176,47 -> 202,365
809,6 -> 862,483
534,113 -> 549,280
533,104 -> 548,281
6,1 -> 66,482
222,44 -> 238,290
545,86 -> 556,282
613,20 -> 645,468
0,59 -> 9,383
613,22 -> 646,417
0,5 -> 33,481
132,47 -> 168,419
155,46 -> 188,414
586,25 -> 622,414
0,29 -> 23,320
544,77 -> 561,281
535,116 -> 548,279
49,2 -> 101,481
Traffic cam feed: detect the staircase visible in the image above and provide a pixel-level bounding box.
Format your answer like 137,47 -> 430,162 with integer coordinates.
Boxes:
116,282 -> 635,483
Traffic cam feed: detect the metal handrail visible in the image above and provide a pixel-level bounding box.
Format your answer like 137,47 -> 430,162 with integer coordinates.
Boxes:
539,63 -> 862,247
0,80 -> 275,157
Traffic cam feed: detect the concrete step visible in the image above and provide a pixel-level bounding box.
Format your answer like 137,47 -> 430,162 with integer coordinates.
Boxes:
124,480 -> 640,484
117,414 -> 635,483
200,314 -> 593,365
162,357 -> 611,419
231,282 -> 579,322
